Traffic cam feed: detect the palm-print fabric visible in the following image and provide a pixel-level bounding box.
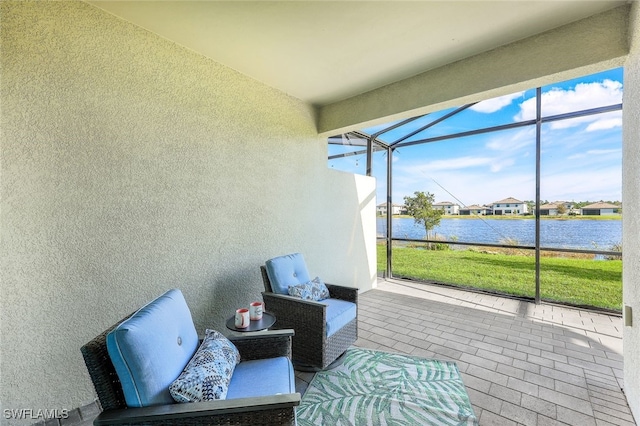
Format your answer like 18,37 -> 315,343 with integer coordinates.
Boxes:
297,348 -> 478,426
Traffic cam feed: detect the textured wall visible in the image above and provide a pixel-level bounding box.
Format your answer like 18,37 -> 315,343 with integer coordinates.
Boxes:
623,2 -> 640,422
0,1 -> 376,420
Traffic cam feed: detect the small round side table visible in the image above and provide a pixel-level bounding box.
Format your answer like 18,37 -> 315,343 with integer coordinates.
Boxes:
226,311 -> 276,332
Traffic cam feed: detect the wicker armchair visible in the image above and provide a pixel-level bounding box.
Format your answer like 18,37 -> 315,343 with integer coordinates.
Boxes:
81,315 -> 300,426
260,253 -> 358,370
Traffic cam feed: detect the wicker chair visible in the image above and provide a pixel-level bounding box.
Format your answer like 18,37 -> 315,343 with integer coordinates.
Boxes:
260,253 -> 358,370
81,315 -> 300,426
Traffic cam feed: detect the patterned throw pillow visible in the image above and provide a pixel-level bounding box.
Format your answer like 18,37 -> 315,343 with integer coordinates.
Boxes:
169,329 -> 240,402
288,276 -> 330,301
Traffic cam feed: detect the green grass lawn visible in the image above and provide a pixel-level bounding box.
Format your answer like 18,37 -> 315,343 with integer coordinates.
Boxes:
377,245 -> 622,311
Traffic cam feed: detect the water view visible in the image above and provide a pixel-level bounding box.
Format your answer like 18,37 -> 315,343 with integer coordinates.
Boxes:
378,217 -> 622,250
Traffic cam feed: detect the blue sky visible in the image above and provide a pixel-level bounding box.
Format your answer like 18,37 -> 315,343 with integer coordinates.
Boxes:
329,67 -> 623,207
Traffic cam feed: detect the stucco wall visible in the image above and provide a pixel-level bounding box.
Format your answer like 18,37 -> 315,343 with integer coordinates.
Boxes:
623,2 -> 640,423
0,1 -> 376,421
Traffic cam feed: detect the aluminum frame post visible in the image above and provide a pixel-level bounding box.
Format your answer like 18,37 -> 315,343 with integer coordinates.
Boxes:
386,146 -> 393,278
535,87 -> 542,304
366,137 -> 373,176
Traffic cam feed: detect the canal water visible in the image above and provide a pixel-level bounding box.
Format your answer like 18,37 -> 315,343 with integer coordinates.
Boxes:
378,217 -> 622,250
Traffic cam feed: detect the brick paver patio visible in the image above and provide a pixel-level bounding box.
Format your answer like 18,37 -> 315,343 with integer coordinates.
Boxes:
352,279 -> 635,426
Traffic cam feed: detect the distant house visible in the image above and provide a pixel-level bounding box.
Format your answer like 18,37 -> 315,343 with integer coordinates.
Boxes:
538,201 -> 571,216
491,197 -> 528,215
580,202 -> 620,216
538,203 -> 559,215
377,203 -> 406,216
459,204 -> 492,216
433,201 -> 460,215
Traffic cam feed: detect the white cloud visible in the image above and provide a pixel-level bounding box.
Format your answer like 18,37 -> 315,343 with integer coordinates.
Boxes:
587,148 -> 622,157
390,169 -> 536,207
546,110 -> 622,132
567,148 -> 621,160
587,149 -> 621,155
515,80 -> 622,128
490,158 -> 515,172
485,127 -> 535,152
541,167 -> 621,201
586,117 -> 622,132
382,78 -> 622,206
419,156 -> 493,172
471,92 -> 524,113
392,163 -> 620,206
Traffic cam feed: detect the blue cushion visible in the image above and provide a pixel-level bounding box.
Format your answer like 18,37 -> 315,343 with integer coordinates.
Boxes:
288,276 -> 330,301
265,253 -> 311,295
226,357 -> 295,399
106,289 -> 199,407
169,329 -> 240,402
322,298 -> 357,338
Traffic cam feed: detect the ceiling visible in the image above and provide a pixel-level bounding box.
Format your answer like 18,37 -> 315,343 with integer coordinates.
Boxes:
88,1 -> 627,106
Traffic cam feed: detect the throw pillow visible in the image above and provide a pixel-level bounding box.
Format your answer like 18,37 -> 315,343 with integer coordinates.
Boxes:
169,329 -> 240,402
288,276 -> 330,301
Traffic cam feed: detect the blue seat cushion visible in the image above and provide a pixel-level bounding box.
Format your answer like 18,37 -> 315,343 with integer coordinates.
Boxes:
225,357 -> 295,399
322,298 -> 357,338
106,289 -> 199,407
265,253 -> 311,295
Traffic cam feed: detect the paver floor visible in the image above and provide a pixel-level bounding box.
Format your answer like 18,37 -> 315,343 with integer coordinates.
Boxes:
353,279 -> 635,426
70,278 -> 636,426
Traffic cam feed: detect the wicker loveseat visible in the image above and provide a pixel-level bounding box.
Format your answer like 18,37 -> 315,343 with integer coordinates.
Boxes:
261,253 -> 358,370
81,289 -> 300,426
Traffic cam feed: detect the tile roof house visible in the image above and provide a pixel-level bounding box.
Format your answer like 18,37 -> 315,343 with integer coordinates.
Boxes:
491,197 -> 529,216
538,203 -> 560,215
459,204 -> 492,216
377,203 -> 406,216
581,202 -> 621,216
538,201 -> 571,215
433,201 -> 460,215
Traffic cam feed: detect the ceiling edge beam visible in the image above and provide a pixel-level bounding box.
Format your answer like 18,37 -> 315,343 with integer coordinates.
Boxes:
317,4 -> 629,136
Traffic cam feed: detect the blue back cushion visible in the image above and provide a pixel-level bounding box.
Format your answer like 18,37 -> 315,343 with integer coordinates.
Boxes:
106,289 -> 199,407
265,253 -> 311,295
